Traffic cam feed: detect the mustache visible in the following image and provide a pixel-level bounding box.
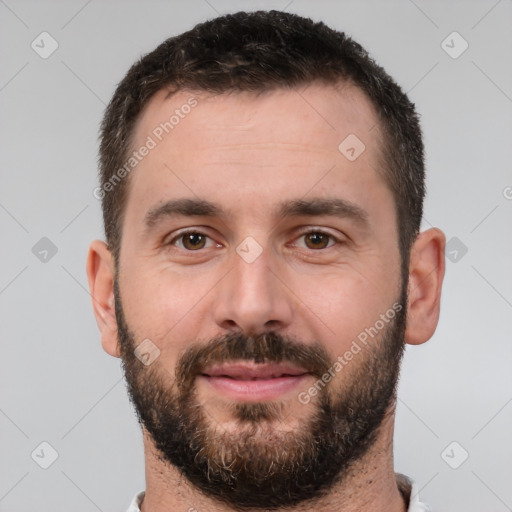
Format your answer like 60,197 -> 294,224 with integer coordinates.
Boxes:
176,331 -> 332,390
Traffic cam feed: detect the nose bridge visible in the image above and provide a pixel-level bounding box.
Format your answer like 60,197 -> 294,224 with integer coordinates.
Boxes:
213,241 -> 292,334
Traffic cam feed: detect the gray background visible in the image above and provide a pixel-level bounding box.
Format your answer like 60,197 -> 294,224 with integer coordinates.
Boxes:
1,0 -> 511,510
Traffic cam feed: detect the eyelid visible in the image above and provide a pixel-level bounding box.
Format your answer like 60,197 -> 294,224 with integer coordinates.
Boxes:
290,227 -> 343,249
167,228 -> 219,249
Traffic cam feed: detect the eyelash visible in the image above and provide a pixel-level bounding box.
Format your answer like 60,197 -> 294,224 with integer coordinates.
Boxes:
167,229 -> 342,252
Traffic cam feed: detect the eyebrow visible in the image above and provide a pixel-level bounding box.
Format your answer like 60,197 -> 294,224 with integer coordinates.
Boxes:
144,198 -> 224,230
276,198 -> 369,229
143,197 -> 370,233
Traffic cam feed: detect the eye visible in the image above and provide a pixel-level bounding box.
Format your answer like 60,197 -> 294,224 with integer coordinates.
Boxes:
294,230 -> 340,250
169,230 -> 217,251
166,229 -> 341,253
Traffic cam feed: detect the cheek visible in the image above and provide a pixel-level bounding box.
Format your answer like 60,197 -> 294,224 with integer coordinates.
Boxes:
293,263 -> 396,338
120,267 -> 202,354
121,262 -> 251,379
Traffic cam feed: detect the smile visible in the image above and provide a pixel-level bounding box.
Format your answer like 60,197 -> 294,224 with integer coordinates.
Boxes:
199,362 -> 311,401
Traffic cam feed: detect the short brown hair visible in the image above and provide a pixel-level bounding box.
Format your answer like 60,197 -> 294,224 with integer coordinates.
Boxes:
98,10 -> 425,275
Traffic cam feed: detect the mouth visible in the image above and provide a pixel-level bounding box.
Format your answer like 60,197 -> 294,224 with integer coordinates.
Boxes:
198,362 -> 311,401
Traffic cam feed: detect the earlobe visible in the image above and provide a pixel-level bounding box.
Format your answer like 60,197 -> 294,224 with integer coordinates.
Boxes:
404,228 -> 446,346
86,240 -> 121,357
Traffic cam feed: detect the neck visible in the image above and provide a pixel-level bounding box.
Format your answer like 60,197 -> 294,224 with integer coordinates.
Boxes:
140,409 -> 407,512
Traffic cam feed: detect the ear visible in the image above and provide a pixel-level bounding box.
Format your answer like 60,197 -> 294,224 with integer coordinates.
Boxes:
404,228 -> 446,346
86,240 -> 120,357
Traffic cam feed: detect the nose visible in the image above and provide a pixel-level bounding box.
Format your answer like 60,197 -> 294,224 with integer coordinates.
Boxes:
212,243 -> 293,336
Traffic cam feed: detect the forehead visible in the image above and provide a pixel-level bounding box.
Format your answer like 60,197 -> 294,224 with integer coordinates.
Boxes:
132,83 -> 381,160
125,83 -> 392,231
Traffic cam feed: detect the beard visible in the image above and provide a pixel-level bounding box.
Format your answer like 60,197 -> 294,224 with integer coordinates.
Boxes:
114,277 -> 408,510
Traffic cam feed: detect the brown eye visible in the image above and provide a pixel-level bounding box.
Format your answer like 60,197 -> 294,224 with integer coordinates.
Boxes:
169,231 -> 215,251
303,232 -> 332,250
181,232 -> 207,250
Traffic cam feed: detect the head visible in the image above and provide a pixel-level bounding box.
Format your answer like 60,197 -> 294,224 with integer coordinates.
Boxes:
97,10 -> 425,276
87,10 -> 445,510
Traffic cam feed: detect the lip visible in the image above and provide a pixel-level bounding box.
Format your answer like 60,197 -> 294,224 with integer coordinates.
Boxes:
198,362 -> 310,401
202,362 -> 309,380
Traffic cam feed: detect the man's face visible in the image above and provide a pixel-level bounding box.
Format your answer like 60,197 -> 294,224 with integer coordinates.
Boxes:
115,84 -> 407,508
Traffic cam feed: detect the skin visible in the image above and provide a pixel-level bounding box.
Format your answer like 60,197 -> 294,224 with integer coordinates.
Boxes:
87,83 -> 445,512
